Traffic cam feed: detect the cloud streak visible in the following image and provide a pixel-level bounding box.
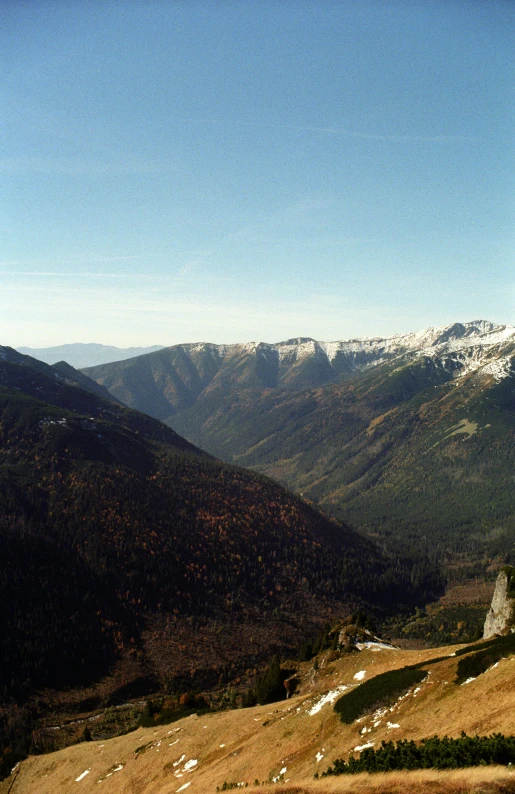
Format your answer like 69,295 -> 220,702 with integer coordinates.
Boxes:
180,117 -> 479,144
273,123 -> 479,143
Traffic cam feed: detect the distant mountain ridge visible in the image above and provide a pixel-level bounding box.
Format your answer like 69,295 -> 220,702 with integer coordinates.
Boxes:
82,321 -> 515,572
16,342 -> 164,368
82,320 -> 515,421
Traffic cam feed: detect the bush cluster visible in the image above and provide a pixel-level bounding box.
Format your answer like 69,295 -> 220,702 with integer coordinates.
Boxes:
138,693 -> 209,727
334,665 -> 427,723
503,566 -> 515,597
242,656 -> 287,707
321,733 -> 515,775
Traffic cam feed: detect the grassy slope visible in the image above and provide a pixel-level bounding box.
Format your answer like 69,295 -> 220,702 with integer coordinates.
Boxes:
7,641 -> 515,794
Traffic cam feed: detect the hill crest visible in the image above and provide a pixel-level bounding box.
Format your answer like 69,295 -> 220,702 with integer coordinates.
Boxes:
162,319 -> 514,373
83,320 -> 515,418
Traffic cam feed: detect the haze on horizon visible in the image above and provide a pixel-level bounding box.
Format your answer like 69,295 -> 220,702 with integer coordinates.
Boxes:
1,0 -> 514,348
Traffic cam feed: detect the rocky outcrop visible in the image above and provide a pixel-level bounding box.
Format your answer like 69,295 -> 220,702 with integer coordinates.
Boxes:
483,570 -> 515,639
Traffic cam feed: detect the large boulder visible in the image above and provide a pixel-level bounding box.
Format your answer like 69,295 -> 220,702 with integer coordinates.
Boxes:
483,569 -> 515,639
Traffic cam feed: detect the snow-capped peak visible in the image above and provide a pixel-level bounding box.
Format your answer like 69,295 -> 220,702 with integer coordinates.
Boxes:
172,321 -> 515,384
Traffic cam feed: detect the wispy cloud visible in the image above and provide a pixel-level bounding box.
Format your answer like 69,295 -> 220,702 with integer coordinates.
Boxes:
0,253 -> 212,283
180,117 -> 479,144
89,256 -> 140,262
0,254 -> 140,268
272,123 -> 479,143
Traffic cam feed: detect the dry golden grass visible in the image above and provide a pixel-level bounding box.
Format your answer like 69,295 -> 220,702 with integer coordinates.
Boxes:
250,767 -> 515,794
5,643 -> 515,793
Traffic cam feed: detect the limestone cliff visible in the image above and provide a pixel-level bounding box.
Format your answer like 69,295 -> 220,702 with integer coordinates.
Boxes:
483,569 -> 515,639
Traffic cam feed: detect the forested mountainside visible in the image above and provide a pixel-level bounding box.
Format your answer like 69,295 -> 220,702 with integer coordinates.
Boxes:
83,322 -> 515,575
0,346 -> 197,450
0,346 -> 121,405
0,353 -> 435,714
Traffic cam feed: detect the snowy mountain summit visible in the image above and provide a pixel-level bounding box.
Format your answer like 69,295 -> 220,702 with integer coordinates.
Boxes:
81,319 -> 514,428
185,320 -> 515,385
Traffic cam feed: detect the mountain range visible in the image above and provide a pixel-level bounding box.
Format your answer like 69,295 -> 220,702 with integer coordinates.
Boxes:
15,343 -> 164,368
1,323 -> 512,783
82,320 -> 514,415
82,320 -> 515,573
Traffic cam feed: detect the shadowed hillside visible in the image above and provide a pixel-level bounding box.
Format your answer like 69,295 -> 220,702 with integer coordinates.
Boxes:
0,352 -> 440,778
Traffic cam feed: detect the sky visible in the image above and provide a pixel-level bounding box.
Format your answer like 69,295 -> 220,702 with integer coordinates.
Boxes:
1,0 -> 514,347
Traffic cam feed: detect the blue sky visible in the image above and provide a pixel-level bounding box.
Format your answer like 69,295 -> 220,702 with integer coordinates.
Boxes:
1,0 -> 514,346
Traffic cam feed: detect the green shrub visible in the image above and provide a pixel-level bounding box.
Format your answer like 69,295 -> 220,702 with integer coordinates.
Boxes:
138,694 -> 209,727
242,655 -> 286,707
298,641 -> 313,662
334,666 -> 427,723
322,733 -> 515,775
502,566 -> 515,597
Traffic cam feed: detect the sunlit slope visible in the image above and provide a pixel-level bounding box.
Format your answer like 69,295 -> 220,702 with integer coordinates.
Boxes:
8,641 -> 515,794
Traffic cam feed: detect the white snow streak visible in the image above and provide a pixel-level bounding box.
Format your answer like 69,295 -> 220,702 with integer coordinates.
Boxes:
308,685 -> 348,715
354,742 -> 375,752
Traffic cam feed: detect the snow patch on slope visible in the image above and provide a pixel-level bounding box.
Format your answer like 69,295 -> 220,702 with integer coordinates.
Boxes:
308,685 -> 348,715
